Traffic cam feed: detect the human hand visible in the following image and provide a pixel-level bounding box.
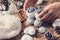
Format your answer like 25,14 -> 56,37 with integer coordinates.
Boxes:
38,2 -> 60,21
23,0 -> 37,12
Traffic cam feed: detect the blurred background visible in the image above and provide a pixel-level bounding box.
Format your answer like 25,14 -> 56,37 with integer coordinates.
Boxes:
0,0 -> 25,11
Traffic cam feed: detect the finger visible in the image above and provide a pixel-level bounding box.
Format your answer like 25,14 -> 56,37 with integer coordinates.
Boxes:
48,14 -> 55,21
38,9 -> 49,18
23,3 -> 28,12
40,10 -> 54,21
47,12 -> 56,21
51,13 -> 59,21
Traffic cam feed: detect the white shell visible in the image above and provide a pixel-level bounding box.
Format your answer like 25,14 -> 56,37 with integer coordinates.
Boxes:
36,0 -> 43,4
24,26 -> 36,35
52,19 -> 60,28
34,20 -> 42,27
26,18 -> 34,25
38,27 -> 46,33
21,34 -> 33,40
0,15 -> 21,39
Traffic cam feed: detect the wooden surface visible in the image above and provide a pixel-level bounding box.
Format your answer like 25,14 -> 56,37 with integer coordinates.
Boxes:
1,0 -> 60,40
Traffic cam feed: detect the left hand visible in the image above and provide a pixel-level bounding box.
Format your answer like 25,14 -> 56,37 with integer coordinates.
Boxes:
23,0 -> 37,13
38,2 -> 60,21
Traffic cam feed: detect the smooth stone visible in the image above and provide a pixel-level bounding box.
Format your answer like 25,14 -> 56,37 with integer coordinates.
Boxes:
52,19 -> 60,28
21,34 -> 33,40
38,27 -> 46,33
34,20 -> 42,27
24,26 -> 36,35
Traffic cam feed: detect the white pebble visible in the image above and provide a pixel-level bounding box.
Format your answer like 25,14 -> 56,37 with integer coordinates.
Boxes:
34,20 -> 42,27
52,19 -> 60,28
38,27 -> 46,33
21,34 -> 33,40
26,18 -> 34,25
24,26 -> 36,35
36,0 -> 43,4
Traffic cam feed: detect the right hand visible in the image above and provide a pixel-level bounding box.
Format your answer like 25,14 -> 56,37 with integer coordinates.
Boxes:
38,2 -> 60,21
